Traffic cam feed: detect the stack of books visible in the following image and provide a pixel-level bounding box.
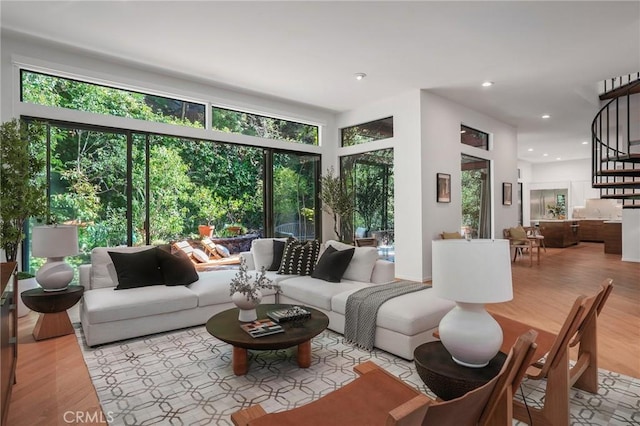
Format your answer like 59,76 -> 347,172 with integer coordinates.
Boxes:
240,319 -> 284,338
267,306 -> 311,323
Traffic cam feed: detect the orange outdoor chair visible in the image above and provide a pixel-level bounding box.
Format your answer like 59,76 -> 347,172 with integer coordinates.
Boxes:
231,330 -> 538,426
492,279 -> 613,426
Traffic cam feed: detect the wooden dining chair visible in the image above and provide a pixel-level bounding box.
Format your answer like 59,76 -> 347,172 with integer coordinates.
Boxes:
503,227 -> 540,266
492,279 -> 613,426
231,330 -> 538,426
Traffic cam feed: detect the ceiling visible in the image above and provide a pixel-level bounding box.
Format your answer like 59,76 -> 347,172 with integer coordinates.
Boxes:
2,1 -> 639,163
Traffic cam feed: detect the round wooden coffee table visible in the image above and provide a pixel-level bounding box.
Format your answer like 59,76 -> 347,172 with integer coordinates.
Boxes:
206,303 -> 329,375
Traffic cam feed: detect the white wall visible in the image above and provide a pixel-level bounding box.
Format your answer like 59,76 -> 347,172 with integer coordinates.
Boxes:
622,209 -> 640,263
419,92 -> 518,281
336,90 -> 422,280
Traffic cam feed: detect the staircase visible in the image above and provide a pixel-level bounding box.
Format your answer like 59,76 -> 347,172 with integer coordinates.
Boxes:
591,73 -> 640,208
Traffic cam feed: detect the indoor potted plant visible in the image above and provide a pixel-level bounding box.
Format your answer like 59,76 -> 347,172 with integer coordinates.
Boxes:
0,119 -> 47,263
319,167 -> 354,242
229,257 -> 280,322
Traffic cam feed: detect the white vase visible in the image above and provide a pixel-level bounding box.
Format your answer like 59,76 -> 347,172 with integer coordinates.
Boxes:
232,289 -> 261,322
17,277 -> 39,317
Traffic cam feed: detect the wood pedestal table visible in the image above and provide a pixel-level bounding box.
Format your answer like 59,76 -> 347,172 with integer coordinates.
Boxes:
206,304 -> 329,375
414,341 -> 506,401
20,286 -> 84,340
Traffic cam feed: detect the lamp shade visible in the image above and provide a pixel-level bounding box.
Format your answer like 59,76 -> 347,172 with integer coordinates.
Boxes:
32,225 -> 79,258
432,239 -> 513,304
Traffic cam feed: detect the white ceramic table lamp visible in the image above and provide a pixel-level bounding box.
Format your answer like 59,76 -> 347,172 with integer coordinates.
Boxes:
32,225 -> 79,292
432,239 -> 513,368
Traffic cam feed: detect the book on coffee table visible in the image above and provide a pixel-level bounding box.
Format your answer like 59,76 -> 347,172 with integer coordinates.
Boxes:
266,306 -> 311,323
240,319 -> 285,338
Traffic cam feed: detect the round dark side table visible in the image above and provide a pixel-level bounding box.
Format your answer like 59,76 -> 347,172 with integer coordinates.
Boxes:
414,341 -> 506,400
21,286 -> 84,341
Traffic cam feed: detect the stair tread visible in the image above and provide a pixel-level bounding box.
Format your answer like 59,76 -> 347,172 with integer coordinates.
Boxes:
602,153 -> 640,163
594,182 -> 640,189
597,169 -> 640,177
600,193 -> 640,200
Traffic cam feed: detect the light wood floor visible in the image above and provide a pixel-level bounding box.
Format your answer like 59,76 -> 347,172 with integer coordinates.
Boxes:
6,242 -> 640,425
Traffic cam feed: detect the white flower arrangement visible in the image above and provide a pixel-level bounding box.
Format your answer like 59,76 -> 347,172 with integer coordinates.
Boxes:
229,257 -> 280,303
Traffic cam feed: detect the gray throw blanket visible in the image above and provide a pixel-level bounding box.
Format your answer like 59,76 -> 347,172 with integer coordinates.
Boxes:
344,281 -> 427,351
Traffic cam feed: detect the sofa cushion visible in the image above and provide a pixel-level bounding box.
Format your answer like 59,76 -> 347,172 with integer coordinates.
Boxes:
82,285 -> 198,324
188,270 -> 286,307
109,248 -> 165,290
311,245 -> 355,283
156,249 -> 199,286
331,286 -> 456,335
278,238 -> 320,275
251,238 -> 288,271
268,240 -> 286,271
279,276 -> 369,310
91,246 -> 156,290
326,240 -> 378,283
192,248 -> 210,263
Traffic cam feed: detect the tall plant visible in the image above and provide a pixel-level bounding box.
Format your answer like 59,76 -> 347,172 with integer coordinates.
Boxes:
319,167 -> 354,241
0,119 -> 47,262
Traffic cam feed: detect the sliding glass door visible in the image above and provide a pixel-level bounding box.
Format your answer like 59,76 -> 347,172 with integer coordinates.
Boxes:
461,154 -> 491,238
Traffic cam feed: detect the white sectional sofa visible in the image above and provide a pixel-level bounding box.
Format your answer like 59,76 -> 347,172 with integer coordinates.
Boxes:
79,239 -> 455,360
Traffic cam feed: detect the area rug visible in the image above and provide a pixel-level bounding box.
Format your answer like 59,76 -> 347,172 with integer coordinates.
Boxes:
76,326 -> 640,425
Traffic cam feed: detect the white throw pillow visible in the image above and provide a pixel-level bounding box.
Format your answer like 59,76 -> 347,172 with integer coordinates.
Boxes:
325,240 -> 378,283
192,248 -> 209,263
251,238 -> 287,271
91,246 -> 155,289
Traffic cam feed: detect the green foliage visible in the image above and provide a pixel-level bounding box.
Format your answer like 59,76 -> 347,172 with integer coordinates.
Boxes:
212,107 -> 318,145
319,167 -> 354,241
0,119 -> 47,262
20,70 -> 321,271
461,169 -> 483,232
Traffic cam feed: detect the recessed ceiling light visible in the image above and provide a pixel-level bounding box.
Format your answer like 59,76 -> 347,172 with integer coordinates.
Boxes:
481,81 -> 494,87
556,157 -> 562,160
460,130 -> 466,134
527,148 -> 534,152
542,114 -> 551,119
354,73 -> 367,81
582,141 -> 588,145
543,153 -> 548,157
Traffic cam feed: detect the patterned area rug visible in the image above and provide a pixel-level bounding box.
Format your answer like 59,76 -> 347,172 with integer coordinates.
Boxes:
76,326 -> 640,425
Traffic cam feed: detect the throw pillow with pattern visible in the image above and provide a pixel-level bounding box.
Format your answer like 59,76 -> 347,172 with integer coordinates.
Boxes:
277,237 -> 320,275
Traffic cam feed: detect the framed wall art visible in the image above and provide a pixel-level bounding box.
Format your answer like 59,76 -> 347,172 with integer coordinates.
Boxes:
437,173 -> 451,203
503,182 -> 513,206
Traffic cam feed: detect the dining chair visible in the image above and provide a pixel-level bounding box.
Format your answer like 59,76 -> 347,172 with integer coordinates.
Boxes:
492,279 -> 613,426
231,330 -> 538,426
503,227 -> 540,266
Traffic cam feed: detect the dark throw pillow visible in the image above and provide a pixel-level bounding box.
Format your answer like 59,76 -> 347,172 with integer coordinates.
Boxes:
156,248 -> 199,286
277,237 -> 320,276
109,248 -> 164,290
311,245 -> 355,283
268,239 -> 286,271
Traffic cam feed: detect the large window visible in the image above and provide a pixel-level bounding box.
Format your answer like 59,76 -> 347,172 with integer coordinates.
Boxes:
273,153 -> 319,240
24,118 -> 320,273
461,125 -> 489,150
341,148 -> 394,250
212,106 -> 318,145
461,154 -> 491,238
341,117 -> 393,147
21,70 -> 205,128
